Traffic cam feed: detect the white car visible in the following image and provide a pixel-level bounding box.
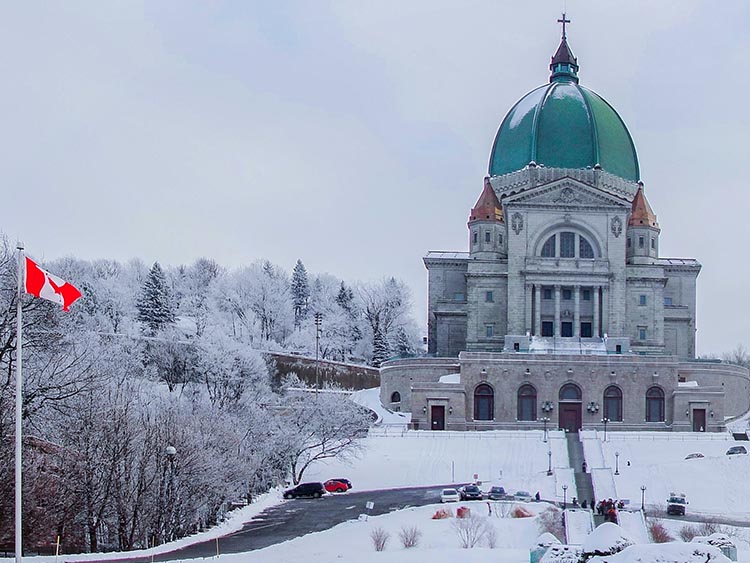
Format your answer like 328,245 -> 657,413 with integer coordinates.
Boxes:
514,490 -> 533,502
440,488 -> 460,503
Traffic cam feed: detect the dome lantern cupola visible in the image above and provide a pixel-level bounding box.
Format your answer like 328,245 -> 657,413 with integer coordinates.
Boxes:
550,13 -> 579,83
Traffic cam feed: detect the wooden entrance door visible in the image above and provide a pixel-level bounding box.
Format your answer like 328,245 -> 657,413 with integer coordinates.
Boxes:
559,403 -> 582,433
431,405 -> 445,431
692,408 -> 706,432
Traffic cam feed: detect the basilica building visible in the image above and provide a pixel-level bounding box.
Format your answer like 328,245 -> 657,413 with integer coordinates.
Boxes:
381,25 -> 749,433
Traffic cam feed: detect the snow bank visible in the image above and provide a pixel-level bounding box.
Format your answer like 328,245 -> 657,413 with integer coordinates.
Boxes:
587,541 -> 732,563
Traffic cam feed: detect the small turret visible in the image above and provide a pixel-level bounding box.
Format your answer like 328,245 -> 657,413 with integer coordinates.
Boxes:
468,177 -> 506,258
627,183 -> 660,263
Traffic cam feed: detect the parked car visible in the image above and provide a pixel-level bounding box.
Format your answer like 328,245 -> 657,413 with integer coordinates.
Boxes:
488,486 -> 506,500
684,452 -> 704,460
283,482 -> 326,499
666,492 -> 688,515
460,484 -> 483,501
324,479 -> 350,493
440,488 -> 460,503
514,491 -> 533,502
330,478 -> 352,489
726,445 -> 747,456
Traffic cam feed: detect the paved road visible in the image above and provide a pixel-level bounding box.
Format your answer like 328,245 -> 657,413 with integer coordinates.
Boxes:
71,485 -> 453,563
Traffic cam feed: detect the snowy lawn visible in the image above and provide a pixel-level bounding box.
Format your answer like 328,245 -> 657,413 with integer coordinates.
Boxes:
596,433 -> 750,517
304,429 -> 571,501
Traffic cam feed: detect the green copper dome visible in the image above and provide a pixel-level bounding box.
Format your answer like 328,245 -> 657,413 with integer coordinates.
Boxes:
489,37 -> 640,181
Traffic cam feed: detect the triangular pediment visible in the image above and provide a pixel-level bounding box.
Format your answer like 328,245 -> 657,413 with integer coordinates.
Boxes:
502,178 -> 631,209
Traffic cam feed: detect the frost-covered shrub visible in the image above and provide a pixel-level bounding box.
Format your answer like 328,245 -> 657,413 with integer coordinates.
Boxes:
484,523 -> 498,548
648,519 -> 674,543
398,525 -> 422,548
678,524 -> 700,542
370,527 -> 390,551
537,506 -> 564,542
452,515 -> 489,548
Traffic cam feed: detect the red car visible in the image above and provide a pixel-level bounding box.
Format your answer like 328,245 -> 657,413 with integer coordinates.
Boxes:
324,479 -> 351,493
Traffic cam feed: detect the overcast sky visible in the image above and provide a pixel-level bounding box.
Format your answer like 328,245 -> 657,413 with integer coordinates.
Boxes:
2,1 -> 748,356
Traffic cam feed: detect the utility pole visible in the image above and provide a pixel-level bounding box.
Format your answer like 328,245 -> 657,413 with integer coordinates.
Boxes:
314,312 -> 322,393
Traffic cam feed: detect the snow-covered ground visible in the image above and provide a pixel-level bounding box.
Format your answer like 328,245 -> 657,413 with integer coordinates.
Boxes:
8,392 -> 750,563
596,432 -> 750,517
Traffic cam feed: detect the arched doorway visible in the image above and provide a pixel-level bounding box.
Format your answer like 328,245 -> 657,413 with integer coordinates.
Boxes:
558,383 -> 582,432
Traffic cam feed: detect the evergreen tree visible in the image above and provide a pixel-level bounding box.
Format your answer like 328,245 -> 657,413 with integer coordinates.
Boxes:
336,281 -> 354,312
371,325 -> 390,367
291,259 -> 310,329
395,326 -> 414,358
136,262 -> 176,334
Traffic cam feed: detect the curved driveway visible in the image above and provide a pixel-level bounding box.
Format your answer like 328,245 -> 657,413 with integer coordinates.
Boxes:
72,485 -> 451,562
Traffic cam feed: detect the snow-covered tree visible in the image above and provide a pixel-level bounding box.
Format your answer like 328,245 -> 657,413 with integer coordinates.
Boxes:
275,381 -> 372,484
291,259 -> 310,329
136,262 -> 176,334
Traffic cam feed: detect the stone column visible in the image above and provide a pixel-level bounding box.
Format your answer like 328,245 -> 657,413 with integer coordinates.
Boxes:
574,286 -> 581,337
593,286 -> 600,338
525,283 -> 532,334
602,286 -> 609,336
554,285 -> 561,337
534,285 -> 542,337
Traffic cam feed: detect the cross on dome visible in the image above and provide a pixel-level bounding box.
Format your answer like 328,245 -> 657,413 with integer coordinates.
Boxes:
557,13 -> 571,39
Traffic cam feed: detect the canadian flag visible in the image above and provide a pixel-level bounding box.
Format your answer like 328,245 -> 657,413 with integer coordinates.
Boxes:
24,257 -> 82,311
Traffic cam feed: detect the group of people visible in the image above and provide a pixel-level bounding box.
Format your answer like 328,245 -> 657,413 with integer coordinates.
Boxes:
568,497 -> 624,523
596,498 -> 625,523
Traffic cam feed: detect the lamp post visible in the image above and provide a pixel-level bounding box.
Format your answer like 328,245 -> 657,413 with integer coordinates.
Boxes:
547,450 -> 553,476
562,484 -> 568,509
314,312 -> 323,393
164,445 -> 177,542
614,451 -> 620,475
541,416 -> 550,443
640,485 -> 646,511
601,417 -> 610,442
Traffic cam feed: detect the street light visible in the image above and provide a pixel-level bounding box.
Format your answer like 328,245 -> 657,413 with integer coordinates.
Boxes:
547,450 -> 553,476
541,416 -> 550,442
164,445 -> 177,542
640,485 -> 647,511
614,451 -> 620,475
562,484 -> 568,509
601,417 -> 610,442
314,312 -> 323,393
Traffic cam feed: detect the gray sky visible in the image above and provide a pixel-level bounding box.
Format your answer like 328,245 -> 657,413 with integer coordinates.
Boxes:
3,1 -> 748,356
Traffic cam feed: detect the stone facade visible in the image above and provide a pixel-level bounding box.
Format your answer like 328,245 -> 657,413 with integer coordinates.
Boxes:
381,33 -> 750,433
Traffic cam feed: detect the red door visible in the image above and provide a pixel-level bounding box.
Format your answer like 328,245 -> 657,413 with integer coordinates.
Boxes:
431,405 -> 445,430
559,404 -> 582,432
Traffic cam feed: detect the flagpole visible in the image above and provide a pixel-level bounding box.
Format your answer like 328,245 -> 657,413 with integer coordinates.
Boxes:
15,241 -> 23,563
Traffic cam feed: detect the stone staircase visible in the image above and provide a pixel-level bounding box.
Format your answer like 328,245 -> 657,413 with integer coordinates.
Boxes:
566,432 -> 595,507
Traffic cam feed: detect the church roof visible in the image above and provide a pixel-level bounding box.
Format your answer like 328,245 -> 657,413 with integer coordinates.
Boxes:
488,22 -> 640,182
469,177 -> 504,223
629,186 -> 659,228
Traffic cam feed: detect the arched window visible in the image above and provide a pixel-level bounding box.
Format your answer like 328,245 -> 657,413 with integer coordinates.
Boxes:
541,235 -> 556,257
560,232 -> 575,257
559,383 -> 582,401
579,237 -> 594,259
517,384 -> 537,421
539,232 -> 596,258
474,384 -> 494,421
390,391 -> 401,403
645,387 -> 665,422
604,386 -> 623,422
